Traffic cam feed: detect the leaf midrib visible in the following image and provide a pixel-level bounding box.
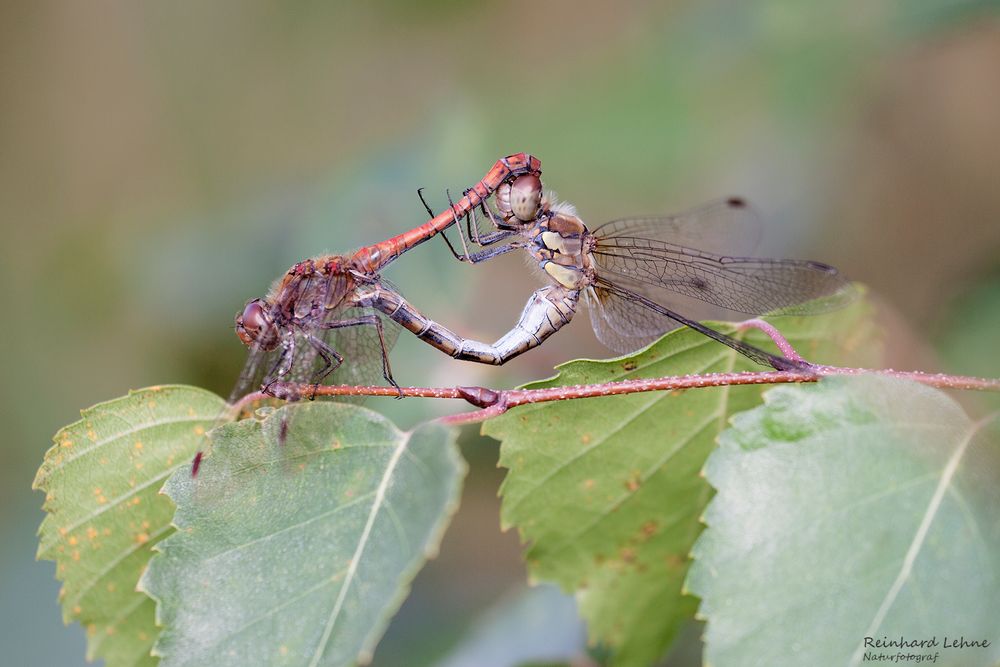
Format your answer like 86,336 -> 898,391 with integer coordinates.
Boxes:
307,428 -> 412,667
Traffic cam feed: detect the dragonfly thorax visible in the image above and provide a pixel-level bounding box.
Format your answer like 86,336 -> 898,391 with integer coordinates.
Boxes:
529,211 -> 592,290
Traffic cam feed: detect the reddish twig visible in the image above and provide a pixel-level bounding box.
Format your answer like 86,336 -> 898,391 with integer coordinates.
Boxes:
262,365 -> 1000,427
739,318 -> 805,361
257,317 -> 1000,425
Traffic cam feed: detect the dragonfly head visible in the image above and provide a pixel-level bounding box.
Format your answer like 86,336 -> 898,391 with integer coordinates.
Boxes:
235,299 -> 279,350
497,174 -> 543,224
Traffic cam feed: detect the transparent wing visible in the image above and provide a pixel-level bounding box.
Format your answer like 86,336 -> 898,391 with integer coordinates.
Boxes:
228,340 -> 278,404
591,197 -> 763,256
227,268 -> 333,403
585,282 -> 680,354
227,268 -> 402,405
586,278 -> 797,370
316,305 -> 401,402
590,235 -> 856,323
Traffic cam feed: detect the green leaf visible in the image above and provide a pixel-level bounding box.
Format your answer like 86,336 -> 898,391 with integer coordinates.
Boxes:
687,376 -> 1000,667
34,385 -> 227,666
140,402 -> 465,667
484,294 -> 879,667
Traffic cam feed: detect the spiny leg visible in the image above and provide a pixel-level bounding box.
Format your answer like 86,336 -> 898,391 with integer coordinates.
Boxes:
418,188 -> 467,262
445,188 -> 474,260
463,188 -> 517,243
420,188 -> 517,264
304,334 -> 344,400
476,190 -> 517,234
458,241 -> 521,264
319,315 -> 404,398
262,334 -> 296,397
456,188 -> 480,244
463,189 -> 512,244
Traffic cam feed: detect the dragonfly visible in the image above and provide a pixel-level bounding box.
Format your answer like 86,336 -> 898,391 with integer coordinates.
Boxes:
191,153 -> 541,475
228,152 -> 542,404
358,173 -> 855,372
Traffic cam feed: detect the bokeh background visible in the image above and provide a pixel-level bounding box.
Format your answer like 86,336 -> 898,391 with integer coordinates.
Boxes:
4,1 -> 1000,664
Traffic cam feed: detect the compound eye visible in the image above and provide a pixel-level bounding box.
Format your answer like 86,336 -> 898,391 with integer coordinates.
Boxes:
240,300 -> 268,334
509,174 -> 542,222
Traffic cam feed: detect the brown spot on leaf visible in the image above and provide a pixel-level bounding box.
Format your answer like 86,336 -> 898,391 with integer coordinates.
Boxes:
624,471 -> 642,492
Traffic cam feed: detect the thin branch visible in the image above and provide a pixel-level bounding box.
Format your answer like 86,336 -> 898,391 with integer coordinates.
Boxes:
263,365 -> 1000,426
248,306 -> 1000,425
739,318 -> 805,361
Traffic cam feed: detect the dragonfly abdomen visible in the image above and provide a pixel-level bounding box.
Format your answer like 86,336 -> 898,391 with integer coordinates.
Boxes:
364,282 -> 579,365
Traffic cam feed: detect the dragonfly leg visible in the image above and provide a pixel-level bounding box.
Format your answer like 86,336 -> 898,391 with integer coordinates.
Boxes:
463,189 -> 484,244
353,153 -> 540,273
418,188 -> 468,262
368,283 -> 579,365
304,334 -> 345,399
460,194 -> 517,247
460,242 -> 521,264
475,183 -> 515,234
319,315 -> 404,397
451,188 -> 480,246
417,188 -> 517,264
474,229 -> 518,246
262,334 -> 297,397
446,188 -> 475,260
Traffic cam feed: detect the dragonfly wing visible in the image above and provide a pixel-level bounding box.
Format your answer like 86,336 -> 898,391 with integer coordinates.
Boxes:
590,198 -> 763,256
228,337 -> 280,404
585,283 -> 682,355
587,278 -> 800,369
286,272 -> 402,400
590,233 -> 856,321
227,264 -> 340,403
316,304 -> 401,398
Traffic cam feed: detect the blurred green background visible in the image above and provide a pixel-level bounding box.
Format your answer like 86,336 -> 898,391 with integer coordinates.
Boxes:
4,1 -> 1000,665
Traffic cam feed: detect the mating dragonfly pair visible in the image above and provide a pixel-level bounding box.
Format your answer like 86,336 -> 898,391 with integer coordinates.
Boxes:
230,153 -> 852,410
